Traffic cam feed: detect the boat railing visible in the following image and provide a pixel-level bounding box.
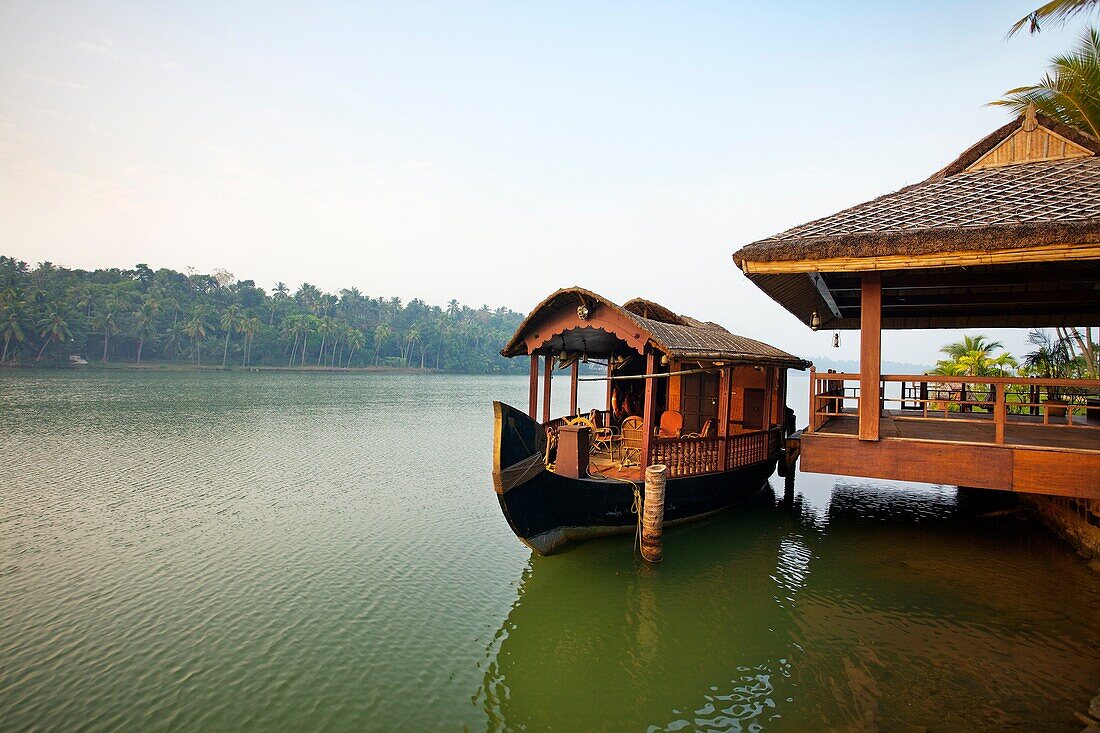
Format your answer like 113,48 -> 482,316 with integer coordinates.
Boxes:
650,427 -> 781,478
807,371 -> 1100,441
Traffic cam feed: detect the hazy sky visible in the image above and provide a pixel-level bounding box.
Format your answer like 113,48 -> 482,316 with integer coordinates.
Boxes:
0,1 -> 1083,364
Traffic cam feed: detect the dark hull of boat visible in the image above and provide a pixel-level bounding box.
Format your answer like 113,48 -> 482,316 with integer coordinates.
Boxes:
492,401 -> 776,555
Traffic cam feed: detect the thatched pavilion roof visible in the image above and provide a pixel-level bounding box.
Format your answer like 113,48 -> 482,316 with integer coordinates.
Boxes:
501,287 -> 809,368
731,110 -> 1100,329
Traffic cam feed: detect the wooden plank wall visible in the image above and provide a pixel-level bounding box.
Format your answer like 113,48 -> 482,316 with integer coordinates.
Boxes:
729,365 -> 767,435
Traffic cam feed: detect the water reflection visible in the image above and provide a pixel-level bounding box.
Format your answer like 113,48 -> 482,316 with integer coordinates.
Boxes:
476,477 -> 1100,732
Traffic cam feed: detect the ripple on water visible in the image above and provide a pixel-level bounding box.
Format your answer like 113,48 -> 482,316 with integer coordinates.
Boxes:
1,370 -> 1098,732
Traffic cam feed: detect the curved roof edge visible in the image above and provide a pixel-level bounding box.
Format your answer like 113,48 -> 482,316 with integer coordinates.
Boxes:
501,286 -> 810,369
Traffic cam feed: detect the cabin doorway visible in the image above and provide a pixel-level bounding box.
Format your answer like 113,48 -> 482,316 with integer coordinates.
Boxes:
681,372 -> 719,433
742,388 -> 766,430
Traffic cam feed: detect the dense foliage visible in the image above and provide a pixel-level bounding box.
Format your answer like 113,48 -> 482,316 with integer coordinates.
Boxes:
0,256 -> 528,373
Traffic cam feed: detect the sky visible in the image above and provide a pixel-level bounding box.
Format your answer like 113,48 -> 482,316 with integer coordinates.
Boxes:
0,1 -> 1087,364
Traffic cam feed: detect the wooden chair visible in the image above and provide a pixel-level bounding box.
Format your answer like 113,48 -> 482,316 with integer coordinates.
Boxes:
620,416 -> 644,466
544,425 -> 558,467
588,409 -> 620,459
658,410 -> 683,438
568,415 -> 619,460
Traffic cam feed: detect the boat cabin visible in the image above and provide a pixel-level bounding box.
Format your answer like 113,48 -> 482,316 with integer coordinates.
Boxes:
500,287 -> 810,481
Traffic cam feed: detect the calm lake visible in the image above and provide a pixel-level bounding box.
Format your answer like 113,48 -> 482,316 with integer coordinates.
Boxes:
1,370 -> 1098,731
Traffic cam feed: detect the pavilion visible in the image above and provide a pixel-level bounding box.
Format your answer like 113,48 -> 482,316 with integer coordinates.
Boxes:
732,107 -> 1100,500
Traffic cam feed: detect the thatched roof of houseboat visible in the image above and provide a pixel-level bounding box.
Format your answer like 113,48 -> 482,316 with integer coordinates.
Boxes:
501,286 -> 809,369
731,109 -> 1100,329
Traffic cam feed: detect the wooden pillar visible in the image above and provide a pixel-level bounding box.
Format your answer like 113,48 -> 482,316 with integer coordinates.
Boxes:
779,369 -> 787,424
606,360 -> 614,414
807,366 -> 816,433
859,272 -> 881,441
994,382 -> 1006,445
640,465 -> 667,563
640,351 -> 657,468
763,367 -> 774,428
528,354 -> 539,420
717,366 -> 730,470
542,355 -> 553,424
569,361 -> 579,416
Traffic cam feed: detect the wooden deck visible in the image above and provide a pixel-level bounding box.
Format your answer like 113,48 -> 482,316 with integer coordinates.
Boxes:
800,411 -> 1100,500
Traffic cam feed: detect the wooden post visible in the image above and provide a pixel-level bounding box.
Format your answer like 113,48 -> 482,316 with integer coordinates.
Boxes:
641,464 -> 667,563
542,355 -> 553,424
859,272 -> 882,441
640,351 -> 657,468
717,366 -> 730,470
995,382 -> 1006,445
763,367 -> 774,428
528,354 -> 539,420
569,361 -> 579,416
606,360 -> 614,414
807,366 -> 816,433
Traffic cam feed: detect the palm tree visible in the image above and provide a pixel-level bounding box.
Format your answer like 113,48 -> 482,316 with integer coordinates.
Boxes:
1,297 -> 27,362
163,323 -> 184,362
992,28 -> 1100,138
184,305 -> 212,365
1009,0 -> 1099,36
92,307 -> 119,363
271,282 -> 288,324
372,323 -> 390,365
220,304 -> 242,368
300,315 -> 317,366
345,328 -> 364,368
1024,329 -> 1076,402
35,309 -> 72,362
241,316 -> 261,366
933,335 -> 1012,411
282,314 -> 302,366
133,306 -> 158,365
316,316 -> 335,366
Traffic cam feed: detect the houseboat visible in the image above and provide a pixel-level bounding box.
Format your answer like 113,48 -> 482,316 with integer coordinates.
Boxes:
492,287 -> 809,555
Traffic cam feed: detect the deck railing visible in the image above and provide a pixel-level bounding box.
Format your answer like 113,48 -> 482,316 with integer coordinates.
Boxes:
807,371 -> 1100,443
649,427 -> 781,478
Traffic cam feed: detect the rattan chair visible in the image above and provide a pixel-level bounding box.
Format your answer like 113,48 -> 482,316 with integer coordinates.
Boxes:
619,415 -> 644,466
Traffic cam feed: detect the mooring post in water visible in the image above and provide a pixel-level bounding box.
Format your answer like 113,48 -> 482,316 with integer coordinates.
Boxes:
641,464 -> 667,563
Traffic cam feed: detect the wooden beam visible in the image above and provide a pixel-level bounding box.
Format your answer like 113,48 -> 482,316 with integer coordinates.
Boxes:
528,355 -> 539,420
860,272 -> 881,441
569,361 -> 579,416
641,351 -> 657,468
810,272 -> 842,319
606,360 -> 613,413
741,243 -> 1100,275
542,355 -> 552,424
827,268 -> 1100,292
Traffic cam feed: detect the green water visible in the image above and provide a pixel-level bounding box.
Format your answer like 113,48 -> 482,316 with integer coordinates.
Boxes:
1,370 -> 1097,731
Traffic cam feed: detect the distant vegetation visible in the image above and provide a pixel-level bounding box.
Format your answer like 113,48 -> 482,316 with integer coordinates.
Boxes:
0,256 -> 527,373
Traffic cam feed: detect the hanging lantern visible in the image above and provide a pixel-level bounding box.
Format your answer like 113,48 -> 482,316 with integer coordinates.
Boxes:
810,311 -> 821,331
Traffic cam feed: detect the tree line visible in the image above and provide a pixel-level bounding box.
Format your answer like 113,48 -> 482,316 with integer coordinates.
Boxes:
0,256 -> 528,373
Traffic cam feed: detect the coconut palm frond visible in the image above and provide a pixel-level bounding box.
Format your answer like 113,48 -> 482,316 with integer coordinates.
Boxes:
1008,0 -> 1099,37
991,27 -> 1100,138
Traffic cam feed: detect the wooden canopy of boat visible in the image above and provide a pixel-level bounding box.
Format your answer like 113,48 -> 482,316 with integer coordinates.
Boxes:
501,286 -> 809,369
732,108 -> 1100,330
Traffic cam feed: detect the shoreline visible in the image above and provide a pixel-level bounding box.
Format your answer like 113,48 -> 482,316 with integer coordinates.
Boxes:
0,361 -> 446,374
